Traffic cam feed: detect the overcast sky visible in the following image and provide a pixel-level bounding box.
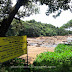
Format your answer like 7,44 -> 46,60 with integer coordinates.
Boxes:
12,0 -> 72,27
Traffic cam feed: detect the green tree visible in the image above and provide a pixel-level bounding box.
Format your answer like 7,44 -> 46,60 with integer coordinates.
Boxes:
0,0 -> 39,36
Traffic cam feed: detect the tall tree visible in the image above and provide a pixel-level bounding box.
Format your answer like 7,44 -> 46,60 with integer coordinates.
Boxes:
0,0 -> 39,36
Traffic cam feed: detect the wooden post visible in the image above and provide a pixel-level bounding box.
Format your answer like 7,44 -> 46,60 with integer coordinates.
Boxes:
27,42 -> 28,66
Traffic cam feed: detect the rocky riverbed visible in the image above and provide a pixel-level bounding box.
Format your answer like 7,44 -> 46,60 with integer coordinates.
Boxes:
19,35 -> 72,64
27,35 -> 70,47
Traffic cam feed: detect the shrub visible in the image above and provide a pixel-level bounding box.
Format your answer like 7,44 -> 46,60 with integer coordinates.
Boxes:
33,44 -> 72,72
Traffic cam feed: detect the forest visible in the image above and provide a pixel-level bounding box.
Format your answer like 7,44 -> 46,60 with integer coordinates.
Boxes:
6,19 -> 72,37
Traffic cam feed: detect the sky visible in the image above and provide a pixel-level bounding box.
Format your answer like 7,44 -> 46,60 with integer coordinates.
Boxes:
12,0 -> 72,27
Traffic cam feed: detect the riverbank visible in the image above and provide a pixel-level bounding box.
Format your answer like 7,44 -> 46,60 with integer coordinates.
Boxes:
19,35 -> 72,64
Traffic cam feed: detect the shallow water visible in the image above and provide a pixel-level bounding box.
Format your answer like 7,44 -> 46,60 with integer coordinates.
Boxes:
30,43 -> 38,46
40,44 -> 57,47
29,43 -> 57,47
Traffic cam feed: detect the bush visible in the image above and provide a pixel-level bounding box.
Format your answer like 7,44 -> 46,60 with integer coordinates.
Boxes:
33,44 -> 72,72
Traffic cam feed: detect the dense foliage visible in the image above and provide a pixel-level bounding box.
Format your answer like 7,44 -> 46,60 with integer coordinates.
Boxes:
0,0 -> 39,21
6,19 -> 69,37
0,0 -> 12,22
33,44 -> 72,72
37,0 -> 71,18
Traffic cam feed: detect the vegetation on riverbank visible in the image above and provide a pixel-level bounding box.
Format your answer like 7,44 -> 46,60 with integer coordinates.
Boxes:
33,44 -> 72,72
0,44 -> 72,72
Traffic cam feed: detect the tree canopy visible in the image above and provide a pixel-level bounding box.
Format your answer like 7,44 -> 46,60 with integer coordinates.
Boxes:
38,0 -> 71,16
0,0 -> 39,21
0,0 -> 72,21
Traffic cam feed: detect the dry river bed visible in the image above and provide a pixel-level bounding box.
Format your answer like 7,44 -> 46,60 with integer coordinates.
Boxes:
19,35 -> 72,64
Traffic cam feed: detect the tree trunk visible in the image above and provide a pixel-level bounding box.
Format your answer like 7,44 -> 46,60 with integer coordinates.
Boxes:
0,1 -> 22,37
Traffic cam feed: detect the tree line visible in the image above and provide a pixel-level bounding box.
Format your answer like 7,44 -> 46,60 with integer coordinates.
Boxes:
6,19 -> 71,37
